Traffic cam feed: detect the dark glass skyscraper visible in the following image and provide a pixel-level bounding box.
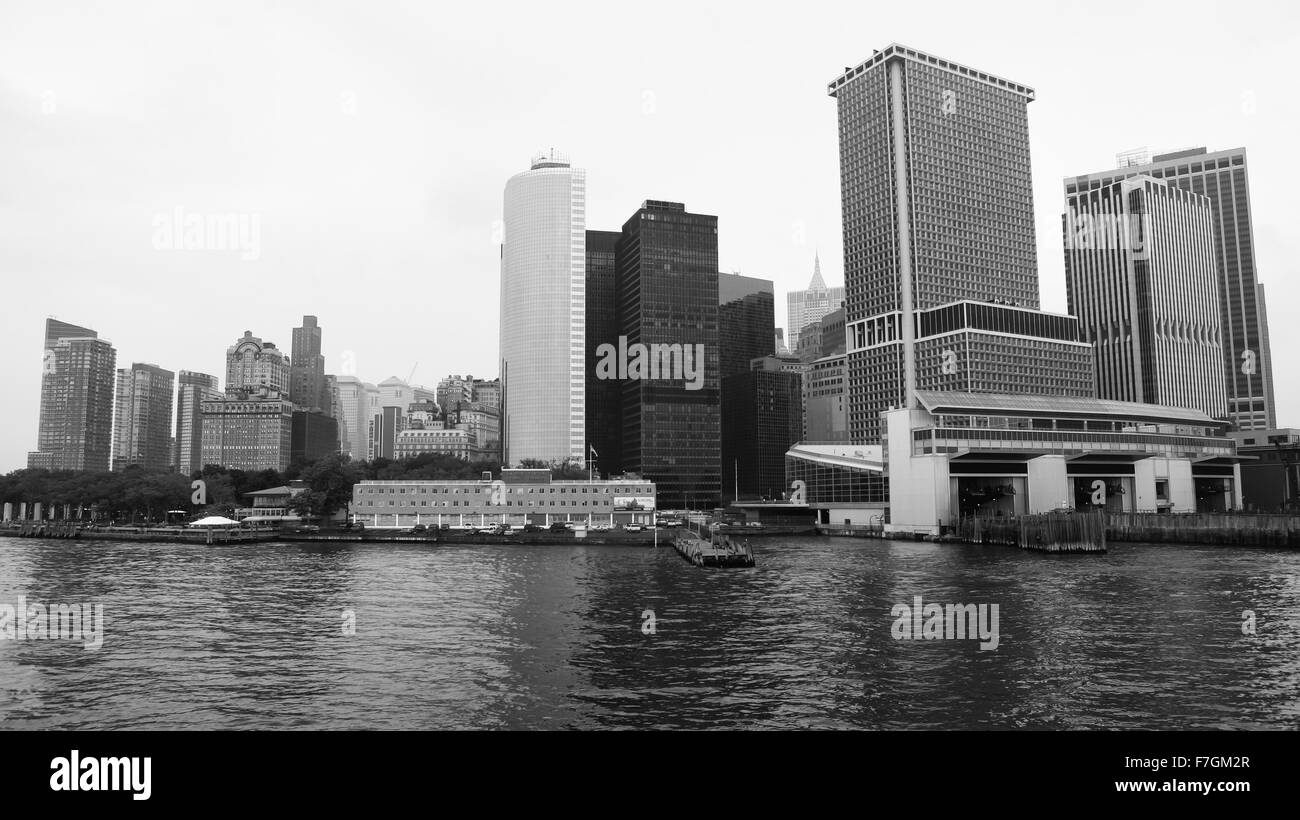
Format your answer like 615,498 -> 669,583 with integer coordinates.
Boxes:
718,272 -> 774,379
829,44 -> 1093,442
1065,147 -> 1275,430
614,201 -> 720,509
721,357 -> 803,502
585,229 -> 622,477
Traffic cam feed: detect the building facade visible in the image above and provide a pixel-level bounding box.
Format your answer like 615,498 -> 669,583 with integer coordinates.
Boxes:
290,315 -> 331,414
291,410 -> 340,465
225,331 -> 290,396
614,200 -> 721,509
112,362 -> 175,471
804,353 -> 848,442
829,45 -> 1094,441
499,151 -> 586,466
393,428 -> 475,460
1230,429 -> 1300,512
335,376 -> 376,463
200,388 -> 295,472
351,469 -> 656,528
175,370 -> 221,475
29,319 -> 117,472
1064,175 -> 1227,417
886,391 -> 1243,534
1065,147 -> 1275,430
718,272 -> 775,379
721,356 -> 804,501
585,228 -> 623,477
786,253 -> 844,351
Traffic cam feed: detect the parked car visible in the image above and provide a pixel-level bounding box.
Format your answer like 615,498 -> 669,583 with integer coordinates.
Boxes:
293,524 -> 321,534
548,522 -> 569,533
523,524 -> 544,533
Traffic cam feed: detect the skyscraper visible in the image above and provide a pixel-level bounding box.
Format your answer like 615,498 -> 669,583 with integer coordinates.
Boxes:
499,151 -> 586,466
585,229 -> 623,477
1064,175 -> 1227,417
785,254 -> 844,351
112,362 -> 175,471
29,319 -> 117,472
335,376 -> 377,463
225,331 -> 290,396
290,315 -> 327,412
829,44 -> 1093,442
1065,147 -> 1275,429
718,272 -> 775,379
175,370 -> 221,475
721,356 -> 804,502
614,200 -> 721,509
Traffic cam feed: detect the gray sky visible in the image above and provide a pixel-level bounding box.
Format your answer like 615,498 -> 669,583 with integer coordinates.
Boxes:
1,0 -> 1295,471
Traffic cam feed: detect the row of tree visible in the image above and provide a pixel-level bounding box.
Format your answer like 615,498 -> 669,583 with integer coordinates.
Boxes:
0,452 -> 590,523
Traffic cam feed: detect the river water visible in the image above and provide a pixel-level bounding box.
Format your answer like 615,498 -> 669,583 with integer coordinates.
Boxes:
1,535 -> 1297,730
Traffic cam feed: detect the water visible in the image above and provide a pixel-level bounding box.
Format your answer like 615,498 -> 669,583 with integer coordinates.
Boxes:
1,535 -> 1297,730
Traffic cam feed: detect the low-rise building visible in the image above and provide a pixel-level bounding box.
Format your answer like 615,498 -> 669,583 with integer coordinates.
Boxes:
885,391 -> 1244,535
351,468 -> 656,528
1229,428 -> 1300,512
394,428 -> 475,460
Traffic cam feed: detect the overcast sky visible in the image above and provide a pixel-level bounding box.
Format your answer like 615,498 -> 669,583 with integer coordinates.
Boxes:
1,0 -> 1295,471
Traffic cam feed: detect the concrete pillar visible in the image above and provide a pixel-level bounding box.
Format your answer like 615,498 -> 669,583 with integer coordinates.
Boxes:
33,502 -> 42,521
2,502 -> 11,521
19,502 -> 27,520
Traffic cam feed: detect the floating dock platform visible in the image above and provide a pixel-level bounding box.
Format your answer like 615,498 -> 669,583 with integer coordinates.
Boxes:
672,531 -> 755,567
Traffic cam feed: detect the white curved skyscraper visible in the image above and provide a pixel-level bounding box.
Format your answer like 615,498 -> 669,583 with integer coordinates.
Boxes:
499,151 -> 586,466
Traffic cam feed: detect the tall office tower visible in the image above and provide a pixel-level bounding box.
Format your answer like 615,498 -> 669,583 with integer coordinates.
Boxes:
112,363 -> 175,471
1064,175 -> 1228,417
322,374 -> 343,445
585,229 -> 623,476
828,44 -> 1093,442
721,356 -> 804,501
175,370 -> 221,475
785,254 -> 844,351
335,376 -> 376,463
718,272 -> 775,378
436,374 -> 475,415
499,151 -> 586,466
1065,147 -> 1275,429
290,315 -> 327,412
615,200 -> 721,509
200,388 -> 295,472
225,331 -> 290,396
28,319 -> 117,472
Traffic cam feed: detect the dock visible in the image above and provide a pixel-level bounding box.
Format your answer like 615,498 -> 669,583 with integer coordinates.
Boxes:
672,531 -> 755,568
1019,512 -> 1107,553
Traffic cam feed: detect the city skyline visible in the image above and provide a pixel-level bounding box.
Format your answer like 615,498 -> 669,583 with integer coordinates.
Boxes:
2,2 -> 1297,470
